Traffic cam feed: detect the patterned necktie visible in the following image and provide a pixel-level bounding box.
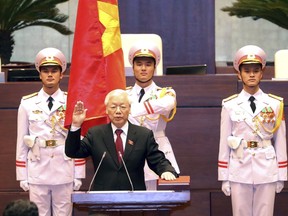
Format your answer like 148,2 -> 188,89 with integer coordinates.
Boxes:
249,96 -> 256,113
115,129 -> 124,163
48,96 -> 53,110
138,89 -> 145,102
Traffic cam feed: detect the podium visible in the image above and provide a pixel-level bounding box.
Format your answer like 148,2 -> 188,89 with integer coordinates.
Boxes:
72,176 -> 190,215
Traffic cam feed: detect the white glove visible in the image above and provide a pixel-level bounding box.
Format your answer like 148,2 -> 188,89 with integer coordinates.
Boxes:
24,136 -> 40,161
276,181 -> 284,193
160,172 -> 176,181
73,179 -> 82,191
31,139 -> 40,160
221,181 -> 231,196
23,135 -> 37,148
20,180 -> 29,191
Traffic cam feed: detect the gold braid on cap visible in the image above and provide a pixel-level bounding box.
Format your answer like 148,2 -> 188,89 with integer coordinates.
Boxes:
238,54 -> 262,65
40,56 -> 62,67
133,49 -> 156,59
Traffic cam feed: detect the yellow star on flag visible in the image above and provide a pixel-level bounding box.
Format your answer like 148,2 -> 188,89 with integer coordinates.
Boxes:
98,1 -> 122,57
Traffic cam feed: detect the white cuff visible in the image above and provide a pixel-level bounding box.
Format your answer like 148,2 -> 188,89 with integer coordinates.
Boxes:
70,125 -> 81,132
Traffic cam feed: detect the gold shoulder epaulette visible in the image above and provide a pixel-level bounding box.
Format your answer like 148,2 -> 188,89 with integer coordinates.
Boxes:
157,87 -> 172,91
22,92 -> 38,100
268,93 -> 283,101
64,91 -> 68,95
126,86 -> 132,90
223,94 -> 238,103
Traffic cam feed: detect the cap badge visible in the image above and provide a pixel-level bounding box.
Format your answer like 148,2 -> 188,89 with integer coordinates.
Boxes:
140,48 -> 149,54
247,54 -> 256,60
47,56 -> 56,61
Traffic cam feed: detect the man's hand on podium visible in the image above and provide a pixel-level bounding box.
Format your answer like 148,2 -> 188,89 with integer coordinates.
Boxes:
161,172 -> 177,181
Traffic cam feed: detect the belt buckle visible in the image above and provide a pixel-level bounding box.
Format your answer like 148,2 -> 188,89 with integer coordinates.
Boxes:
248,141 -> 258,148
46,140 -> 56,147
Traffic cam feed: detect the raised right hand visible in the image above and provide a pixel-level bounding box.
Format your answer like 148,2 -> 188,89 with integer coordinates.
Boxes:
72,101 -> 87,127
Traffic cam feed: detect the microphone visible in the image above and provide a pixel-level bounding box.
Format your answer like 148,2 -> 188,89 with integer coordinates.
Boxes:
118,151 -> 134,191
88,151 -> 106,192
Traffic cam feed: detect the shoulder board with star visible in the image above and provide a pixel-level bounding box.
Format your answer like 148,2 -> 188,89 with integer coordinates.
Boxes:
22,92 -> 38,100
157,87 -> 175,98
156,87 -> 172,91
125,86 -> 133,93
126,86 -> 132,90
223,94 -> 238,103
268,93 -> 283,101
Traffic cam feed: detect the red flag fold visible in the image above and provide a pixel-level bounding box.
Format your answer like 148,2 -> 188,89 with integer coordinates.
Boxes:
65,0 -> 126,135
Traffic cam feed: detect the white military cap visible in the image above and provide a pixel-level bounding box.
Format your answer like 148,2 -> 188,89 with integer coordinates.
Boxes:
128,41 -> 161,66
233,45 -> 266,72
35,47 -> 67,72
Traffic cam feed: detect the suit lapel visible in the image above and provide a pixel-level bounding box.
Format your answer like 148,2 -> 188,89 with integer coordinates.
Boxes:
50,100 -> 64,113
50,91 -> 66,113
103,123 -> 138,166
123,123 -> 137,160
103,124 -> 120,166
237,96 -> 254,117
35,91 -> 66,115
255,94 -> 269,115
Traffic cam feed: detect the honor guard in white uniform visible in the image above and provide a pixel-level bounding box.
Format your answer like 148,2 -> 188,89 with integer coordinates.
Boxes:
218,45 -> 287,216
16,48 -> 86,216
126,41 -> 180,190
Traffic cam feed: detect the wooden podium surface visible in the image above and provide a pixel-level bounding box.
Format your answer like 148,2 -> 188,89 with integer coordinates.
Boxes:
72,176 -> 190,214
72,190 -> 190,210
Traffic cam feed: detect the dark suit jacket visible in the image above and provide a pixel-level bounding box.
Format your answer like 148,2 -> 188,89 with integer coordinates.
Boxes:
65,122 -> 177,191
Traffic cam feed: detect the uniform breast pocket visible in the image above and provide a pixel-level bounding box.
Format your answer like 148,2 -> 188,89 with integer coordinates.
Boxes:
230,114 -> 247,131
264,146 -> 276,160
230,109 -> 246,122
28,113 -> 46,131
29,112 -> 46,122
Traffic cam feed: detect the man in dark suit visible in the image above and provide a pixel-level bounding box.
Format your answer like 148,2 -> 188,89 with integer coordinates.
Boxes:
65,89 -> 178,191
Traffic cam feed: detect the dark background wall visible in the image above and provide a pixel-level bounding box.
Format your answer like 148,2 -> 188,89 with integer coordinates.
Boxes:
1,1 -> 288,215
118,0 -> 215,74
1,74 -> 288,216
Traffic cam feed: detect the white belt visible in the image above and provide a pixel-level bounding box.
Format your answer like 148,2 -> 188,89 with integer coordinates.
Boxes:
244,140 -> 272,149
153,131 -> 165,138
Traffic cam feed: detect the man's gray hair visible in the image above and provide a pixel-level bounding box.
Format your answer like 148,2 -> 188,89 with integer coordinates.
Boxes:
104,89 -> 131,106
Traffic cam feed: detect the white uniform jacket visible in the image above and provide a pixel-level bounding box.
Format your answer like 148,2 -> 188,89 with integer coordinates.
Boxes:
126,82 -> 180,180
218,89 -> 287,184
16,88 -> 85,185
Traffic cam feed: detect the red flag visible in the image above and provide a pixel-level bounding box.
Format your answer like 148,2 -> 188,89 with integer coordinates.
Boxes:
65,0 -> 126,135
